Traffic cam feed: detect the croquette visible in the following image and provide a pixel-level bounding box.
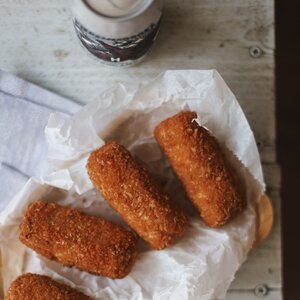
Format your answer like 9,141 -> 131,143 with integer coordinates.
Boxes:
19,201 -> 137,279
154,111 -> 246,227
86,141 -> 189,250
5,273 -> 90,300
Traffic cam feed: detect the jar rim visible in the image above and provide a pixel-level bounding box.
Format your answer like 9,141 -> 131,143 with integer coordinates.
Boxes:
81,0 -> 154,22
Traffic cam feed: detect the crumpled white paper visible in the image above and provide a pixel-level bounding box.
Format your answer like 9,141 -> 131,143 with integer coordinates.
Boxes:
0,70 -> 265,300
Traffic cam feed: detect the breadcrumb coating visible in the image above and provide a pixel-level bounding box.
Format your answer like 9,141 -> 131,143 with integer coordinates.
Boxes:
86,141 -> 189,250
5,273 -> 90,300
19,201 -> 137,279
154,111 -> 246,227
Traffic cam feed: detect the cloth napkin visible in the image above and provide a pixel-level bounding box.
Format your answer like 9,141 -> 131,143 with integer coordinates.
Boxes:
0,70 -> 81,211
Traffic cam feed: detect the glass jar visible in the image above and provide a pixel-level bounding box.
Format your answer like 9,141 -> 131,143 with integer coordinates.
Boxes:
72,0 -> 163,67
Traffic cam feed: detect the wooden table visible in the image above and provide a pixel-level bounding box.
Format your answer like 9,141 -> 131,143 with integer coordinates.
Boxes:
0,0 -> 280,299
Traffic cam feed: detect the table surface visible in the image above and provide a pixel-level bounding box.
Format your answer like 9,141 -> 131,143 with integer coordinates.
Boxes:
0,0 -> 280,299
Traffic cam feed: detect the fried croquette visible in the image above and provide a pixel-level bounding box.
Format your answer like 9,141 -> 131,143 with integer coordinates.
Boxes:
5,273 -> 90,300
154,111 -> 246,227
86,141 -> 189,250
19,201 -> 137,279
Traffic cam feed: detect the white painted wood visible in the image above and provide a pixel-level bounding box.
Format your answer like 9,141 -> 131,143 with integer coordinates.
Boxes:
225,290 -> 282,300
0,0 -> 279,299
229,190 -> 281,290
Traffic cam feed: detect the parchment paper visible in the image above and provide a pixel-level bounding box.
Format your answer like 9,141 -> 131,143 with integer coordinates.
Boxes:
0,70 -> 265,300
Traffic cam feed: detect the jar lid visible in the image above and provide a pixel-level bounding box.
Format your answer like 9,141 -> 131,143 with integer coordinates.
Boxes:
72,0 -> 162,38
85,0 -> 151,18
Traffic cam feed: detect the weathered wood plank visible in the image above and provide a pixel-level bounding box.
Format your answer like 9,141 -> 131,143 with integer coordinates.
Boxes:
263,164 -> 281,191
0,0 -> 279,298
229,190 -> 281,291
225,289 -> 282,300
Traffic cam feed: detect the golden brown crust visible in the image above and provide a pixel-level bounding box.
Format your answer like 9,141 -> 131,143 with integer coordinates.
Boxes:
86,141 -> 189,250
19,201 -> 137,279
154,111 -> 246,227
5,273 -> 90,300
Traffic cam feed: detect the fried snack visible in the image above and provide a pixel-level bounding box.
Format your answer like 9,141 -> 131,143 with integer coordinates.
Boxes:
154,111 -> 246,227
5,273 -> 90,300
86,141 -> 189,250
19,201 -> 137,279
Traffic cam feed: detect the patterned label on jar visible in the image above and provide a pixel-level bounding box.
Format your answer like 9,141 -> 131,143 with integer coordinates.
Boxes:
74,18 -> 161,65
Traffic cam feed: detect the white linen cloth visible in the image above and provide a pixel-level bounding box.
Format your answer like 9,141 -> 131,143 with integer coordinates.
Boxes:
0,70 -> 80,211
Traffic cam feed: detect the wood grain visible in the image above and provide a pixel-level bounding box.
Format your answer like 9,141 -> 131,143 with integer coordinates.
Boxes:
0,0 -> 279,299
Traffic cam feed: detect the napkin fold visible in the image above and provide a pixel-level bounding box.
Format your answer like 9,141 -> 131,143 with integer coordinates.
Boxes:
0,70 -> 80,211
